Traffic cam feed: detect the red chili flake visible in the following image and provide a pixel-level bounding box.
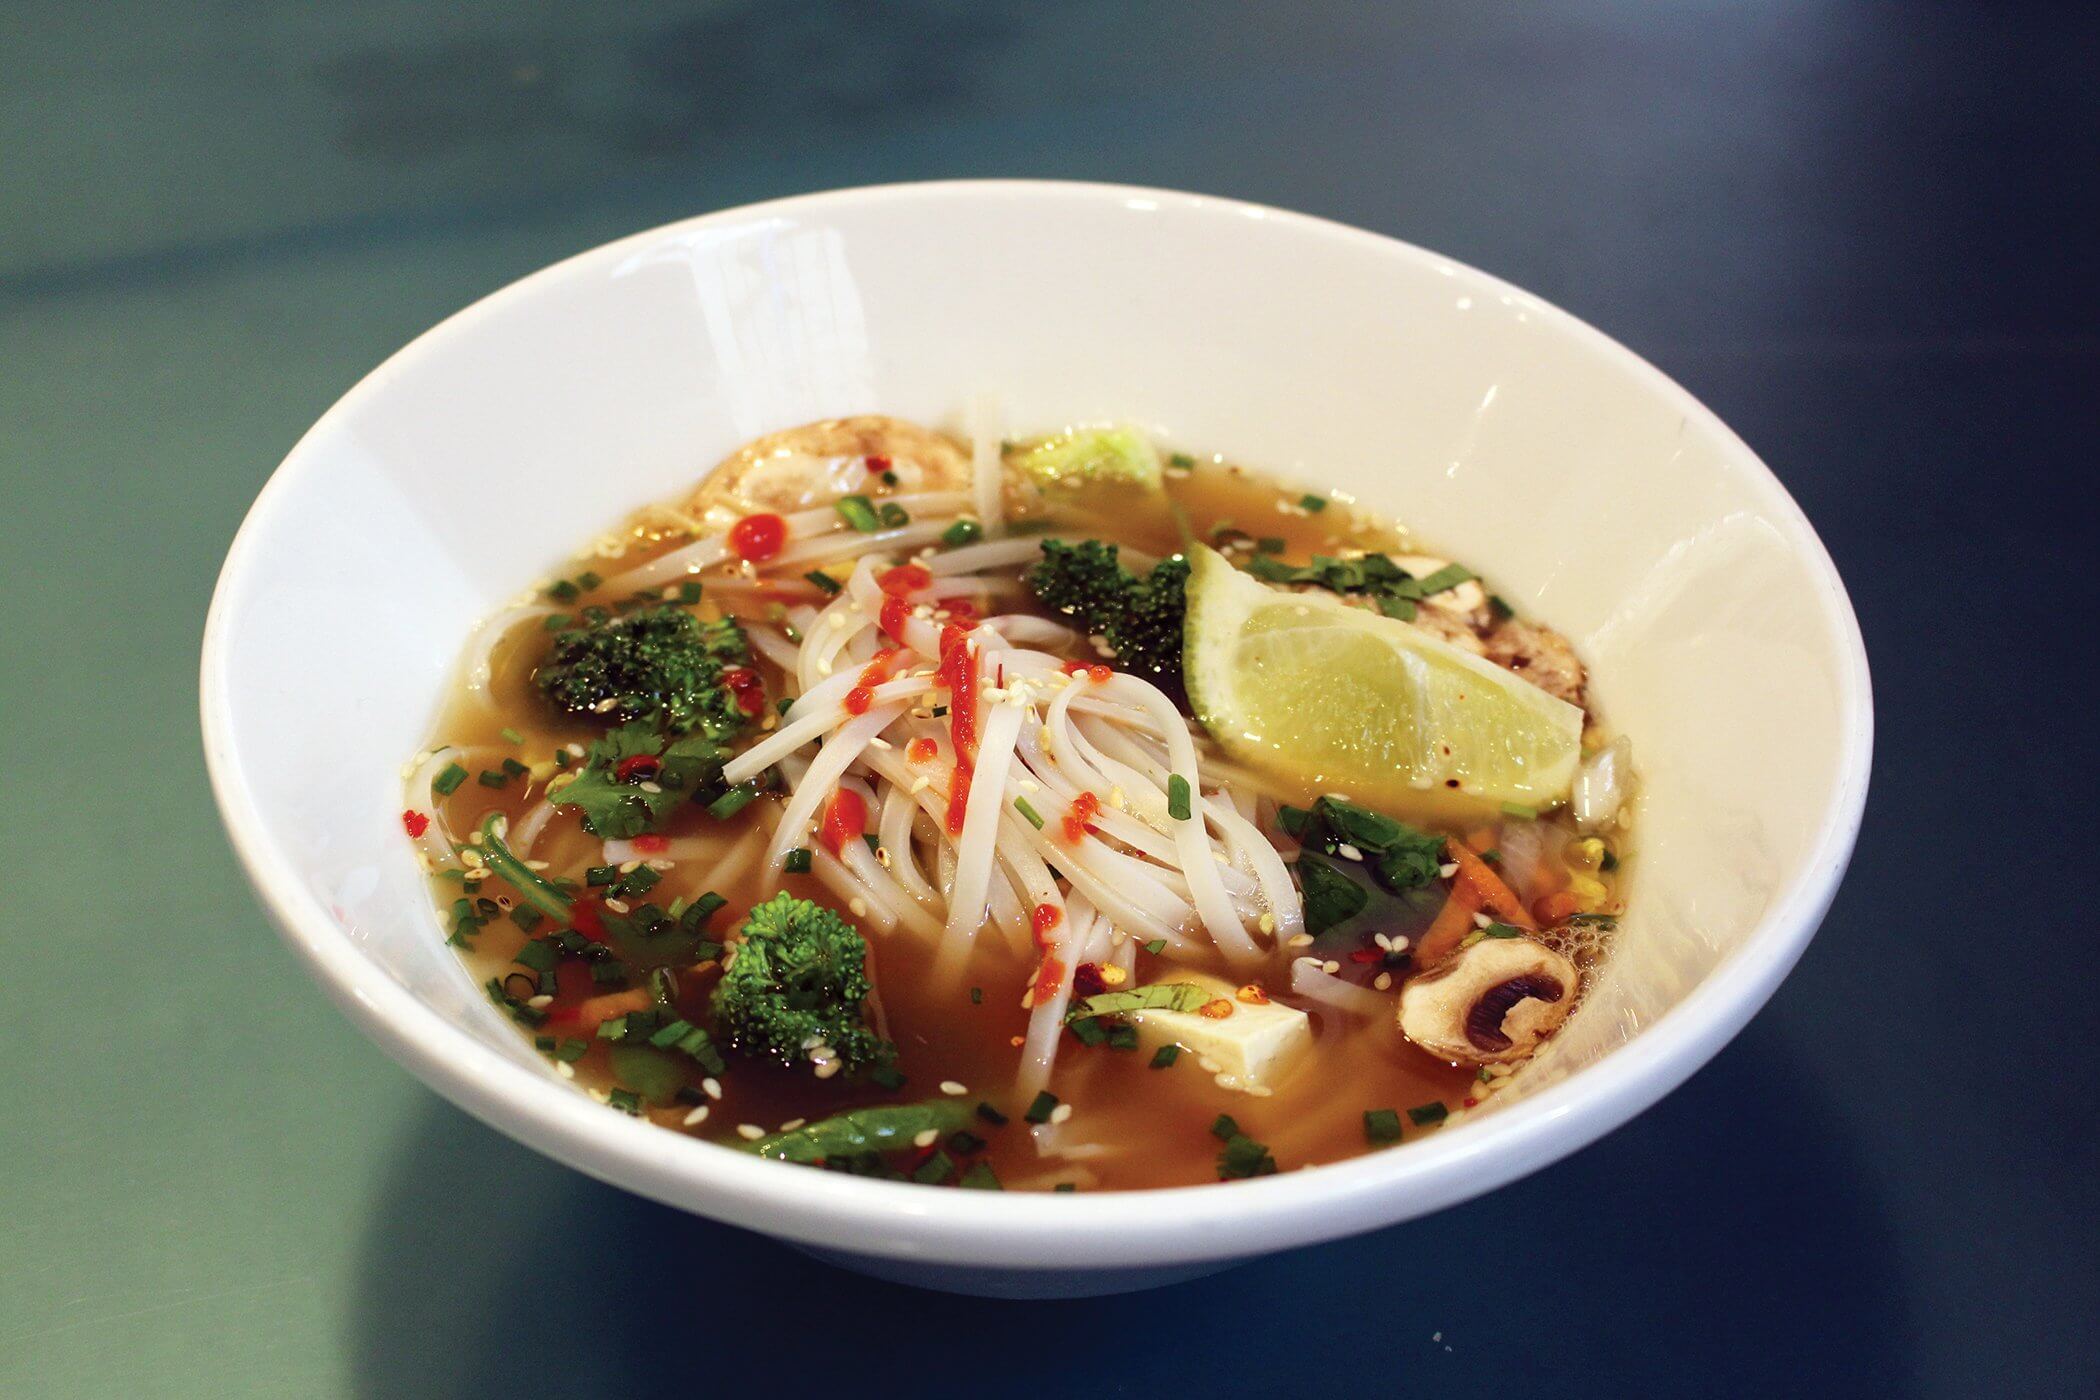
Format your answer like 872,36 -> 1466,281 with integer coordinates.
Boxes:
728,512 -> 787,563
1463,1097 -> 1479,1108
568,898 -> 608,943
401,810 -> 430,838
632,834 -> 669,854
1072,962 -> 1107,998
1349,948 -> 1384,964
906,737 -> 939,764
876,562 -> 932,595
878,594 -> 911,642
865,454 -> 893,473
1088,664 -> 1113,684
1061,791 -> 1100,843
1033,956 -> 1066,1000
819,788 -> 867,856
614,754 -> 660,782
1031,902 -> 1063,947
1061,659 -> 1091,676
942,598 -> 979,626
721,666 -> 766,717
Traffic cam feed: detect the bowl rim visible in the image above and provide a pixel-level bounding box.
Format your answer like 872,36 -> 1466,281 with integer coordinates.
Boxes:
201,178 -> 1873,1268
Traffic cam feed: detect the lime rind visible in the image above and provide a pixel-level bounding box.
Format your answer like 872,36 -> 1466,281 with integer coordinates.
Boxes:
1007,426 -> 1163,500
1183,545 -> 1583,807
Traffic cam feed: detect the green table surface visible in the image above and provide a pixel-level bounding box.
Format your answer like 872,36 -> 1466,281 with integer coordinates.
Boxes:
8,4 -> 2097,1398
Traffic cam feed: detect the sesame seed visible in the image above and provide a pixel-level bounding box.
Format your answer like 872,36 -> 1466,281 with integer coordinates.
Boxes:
1247,1084 -> 1274,1098
1336,842 -> 1364,862
1323,960 -> 1341,974
1214,1073 -> 1241,1090
939,1080 -> 968,1096
682,1105 -> 710,1126
1473,912 -> 1493,929
604,898 -> 631,914
849,898 -> 868,917
1374,972 -> 1394,991
779,1118 -> 806,1132
1287,932 -> 1315,948
736,1124 -> 766,1140
913,1129 -> 940,1148
1439,862 -> 1460,878
814,1059 -> 841,1079
618,860 -> 641,874
1197,1056 -> 1221,1074
526,994 -> 553,1009
1258,912 -> 1276,935
1048,1103 -> 1074,1124
702,1077 -> 723,1100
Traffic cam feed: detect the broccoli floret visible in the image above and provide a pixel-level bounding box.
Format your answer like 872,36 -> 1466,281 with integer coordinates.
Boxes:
535,604 -> 750,739
1024,540 -> 1191,694
711,894 -> 894,1073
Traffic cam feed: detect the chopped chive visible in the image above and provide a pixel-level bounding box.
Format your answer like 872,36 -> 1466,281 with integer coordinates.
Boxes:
1256,536 -> 1287,554
969,986 -> 984,1005
500,726 -> 525,744
432,763 -> 468,796
1106,1024 -> 1139,1051
1023,1091 -> 1059,1124
784,847 -> 813,874
880,469 -> 900,486
940,519 -> 982,548
607,1088 -> 642,1115
931,704 -> 948,718
1014,796 -> 1045,829
1299,493 -> 1327,512
1488,593 -> 1515,620
878,502 -> 910,528
677,580 -> 704,604
910,1151 -> 955,1185
619,865 -> 661,897
586,865 -> 619,887
666,895 -> 688,919
1069,1017 -> 1107,1047
1142,938 -> 1167,956
707,784 -> 759,820
1482,923 -> 1524,939
543,613 -> 571,630
545,579 -> 579,602
1053,1182 -> 1077,1193
1167,775 -> 1192,822
776,696 -> 796,715
863,832 -> 881,854
1601,850 -> 1620,871
1217,1133 -> 1278,1179
1168,452 -> 1195,468
1149,1044 -> 1181,1069
976,1101 -> 1009,1126
947,1130 -> 987,1156
1210,1113 -> 1240,1141
576,571 -> 602,591
804,569 -> 842,595
556,1038 -> 589,1063
957,1161 -> 1002,1190
870,1066 -> 907,1091
1407,1101 -> 1449,1126
1363,1108 -> 1403,1143
835,495 -> 882,532
500,757 -> 529,777
477,769 -> 510,788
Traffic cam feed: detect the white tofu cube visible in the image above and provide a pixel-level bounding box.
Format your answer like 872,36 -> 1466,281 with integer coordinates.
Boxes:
1130,970 -> 1313,1092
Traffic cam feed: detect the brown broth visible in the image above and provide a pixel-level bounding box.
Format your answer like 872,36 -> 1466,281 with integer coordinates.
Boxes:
412,452 -> 1625,1191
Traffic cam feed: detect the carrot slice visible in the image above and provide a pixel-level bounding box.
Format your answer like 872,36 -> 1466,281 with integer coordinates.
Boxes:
1413,882 -> 1484,969
1445,838 -> 1535,930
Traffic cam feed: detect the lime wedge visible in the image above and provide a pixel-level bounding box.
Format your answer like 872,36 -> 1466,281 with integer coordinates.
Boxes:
1008,426 -> 1163,502
1183,545 -> 1583,807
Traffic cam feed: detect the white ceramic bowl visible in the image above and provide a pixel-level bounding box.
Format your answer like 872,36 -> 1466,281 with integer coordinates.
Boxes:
202,181 -> 1870,1297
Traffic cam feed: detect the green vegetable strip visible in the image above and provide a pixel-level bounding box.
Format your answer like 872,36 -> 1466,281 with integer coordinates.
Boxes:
1167,775 -> 1192,822
740,1100 -> 974,1162
835,495 -> 882,533
1013,796 -> 1045,829
475,815 -> 571,920
1064,982 -> 1210,1023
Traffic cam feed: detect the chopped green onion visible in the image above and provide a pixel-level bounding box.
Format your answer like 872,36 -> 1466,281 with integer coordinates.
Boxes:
835,495 -> 882,532
957,1161 -> 1002,1190
804,569 -> 842,594
1167,775 -> 1192,822
1069,1017 -> 1107,1047
543,613 -> 571,631
500,726 -> 525,744
1210,1114 -> 1240,1141
1482,923 -> 1524,939
586,865 -> 618,887
940,519 -> 983,548
432,762 -> 468,796
969,986 -> 984,1005
1299,493 -> 1327,512
878,502 -> 910,528
1499,801 -> 1538,820
1106,1024 -> 1139,1051
931,704 -> 948,718
607,1088 -> 642,1115
1256,536 -> 1287,554
1053,1182 -> 1077,1193
870,1066 -> 907,1091
677,580 -> 704,604
476,769 -> 509,789
1142,938 -> 1167,956
1217,1133 -> 1278,1179
1407,1101 -> 1449,1126
910,1151 -> 955,1185
707,783 -> 760,820
947,1130 -> 986,1156
1149,1044 -> 1181,1069
784,847 -> 813,874
1013,796 -> 1045,829
1487,593 -> 1515,619
1363,1108 -> 1403,1143
1168,452 -> 1195,469
1023,1091 -> 1059,1124
576,571 -> 602,591
976,1101 -> 1009,1126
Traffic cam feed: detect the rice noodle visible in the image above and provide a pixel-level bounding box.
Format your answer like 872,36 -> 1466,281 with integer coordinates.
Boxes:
968,393 -> 1004,537
1290,957 -> 1393,1018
